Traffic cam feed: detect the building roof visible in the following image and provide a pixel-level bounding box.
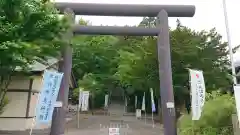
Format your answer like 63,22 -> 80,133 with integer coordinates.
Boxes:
15,57 -> 59,72
15,56 -> 78,89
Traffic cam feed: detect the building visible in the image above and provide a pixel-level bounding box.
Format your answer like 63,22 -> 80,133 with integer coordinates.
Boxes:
0,57 -> 77,131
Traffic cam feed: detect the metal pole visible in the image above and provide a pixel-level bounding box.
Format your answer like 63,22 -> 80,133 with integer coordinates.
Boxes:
50,8 -> 74,135
157,10 -> 177,135
222,0 -> 237,84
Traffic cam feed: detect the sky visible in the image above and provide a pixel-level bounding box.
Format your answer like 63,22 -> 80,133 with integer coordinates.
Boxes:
55,0 -> 240,61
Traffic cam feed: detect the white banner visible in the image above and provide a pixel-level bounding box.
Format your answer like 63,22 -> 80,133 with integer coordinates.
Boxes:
81,91 -> 90,111
189,69 -> 206,120
150,88 -> 156,112
234,85 -> 240,125
104,94 -> 109,108
141,93 -> 145,111
35,70 -> 63,124
78,89 -> 83,109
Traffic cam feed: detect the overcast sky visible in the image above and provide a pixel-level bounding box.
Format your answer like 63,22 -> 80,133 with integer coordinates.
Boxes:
55,0 -> 240,61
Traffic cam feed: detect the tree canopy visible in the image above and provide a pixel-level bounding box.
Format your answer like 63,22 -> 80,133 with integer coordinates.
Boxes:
0,0 -> 68,113
71,17 -> 237,110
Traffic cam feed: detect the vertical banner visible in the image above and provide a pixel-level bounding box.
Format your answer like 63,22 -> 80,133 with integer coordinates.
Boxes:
189,69 -> 206,120
104,94 -> 109,108
150,88 -> 156,112
234,85 -> 240,126
141,93 -> 145,111
135,95 -> 138,109
78,89 -> 83,109
81,91 -> 90,111
35,70 -> 63,124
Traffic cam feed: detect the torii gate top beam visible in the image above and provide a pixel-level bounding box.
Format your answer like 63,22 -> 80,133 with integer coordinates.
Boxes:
55,2 -> 195,17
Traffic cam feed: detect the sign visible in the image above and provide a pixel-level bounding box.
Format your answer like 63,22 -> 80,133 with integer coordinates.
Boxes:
54,101 -> 62,108
81,91 -> 90,111
109,128 -> 120,135
189,69 -> 206,120
166,102 -> 174,108
150,88 -> 156,112
104,94 -> 109,108
35,70 -> 63,124
141,93 -> 145,111
136,109 -> 141,118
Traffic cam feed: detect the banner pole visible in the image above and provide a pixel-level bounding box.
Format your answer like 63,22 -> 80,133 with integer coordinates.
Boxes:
145,110 -> 147,124
77,100 -> 80,128
152,111 -> 154,128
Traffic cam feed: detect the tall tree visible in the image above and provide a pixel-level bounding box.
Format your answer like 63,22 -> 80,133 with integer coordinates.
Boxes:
0,0 -> 68,113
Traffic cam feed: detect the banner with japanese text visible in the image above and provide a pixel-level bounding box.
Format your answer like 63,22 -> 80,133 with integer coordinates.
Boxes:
35,70 -> 63,124
189,69 -> 206,120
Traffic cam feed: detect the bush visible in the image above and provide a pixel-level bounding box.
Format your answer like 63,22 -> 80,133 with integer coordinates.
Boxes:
178,92 -> 236,135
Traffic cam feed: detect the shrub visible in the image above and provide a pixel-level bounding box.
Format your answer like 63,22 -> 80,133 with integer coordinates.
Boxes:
178,92 -> 236,135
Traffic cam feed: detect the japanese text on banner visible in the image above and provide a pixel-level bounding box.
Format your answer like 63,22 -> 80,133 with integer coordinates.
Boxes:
189,69 -> 206,120
35,70 -> 63,124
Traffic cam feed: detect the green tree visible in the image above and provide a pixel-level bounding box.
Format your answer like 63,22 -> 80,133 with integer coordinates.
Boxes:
71,28 -> 120,107
114,19 -> 237,111
0,0 -> 68,113
70,18 -> 238,116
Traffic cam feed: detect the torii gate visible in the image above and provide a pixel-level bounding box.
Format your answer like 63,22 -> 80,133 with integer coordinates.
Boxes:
52,2 -> 195,135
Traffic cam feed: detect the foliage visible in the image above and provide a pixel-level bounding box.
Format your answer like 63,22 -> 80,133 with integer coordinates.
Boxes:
71,29 -> 120,107
0,0 -> 68,112
71,17 -> 239,112
178,92 -> 236,135
114,19 -> 236,108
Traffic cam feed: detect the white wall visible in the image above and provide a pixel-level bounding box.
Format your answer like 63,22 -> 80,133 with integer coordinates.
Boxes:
0,92 -> 28,117
0,75 -> 42,130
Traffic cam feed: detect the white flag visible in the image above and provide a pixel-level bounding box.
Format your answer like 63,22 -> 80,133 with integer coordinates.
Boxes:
78,89 -> 83,108
234,85 -> 240,125
81,91 -> 90,111
189,69 -> 206,120
141,93 -> 145,111
135,96 -> 138,109
150,88 -> 156,112
104,94 -> 109,108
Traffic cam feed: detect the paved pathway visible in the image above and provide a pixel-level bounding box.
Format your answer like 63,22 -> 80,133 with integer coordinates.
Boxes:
64,102 -> 164,135
65,114 -> 164,135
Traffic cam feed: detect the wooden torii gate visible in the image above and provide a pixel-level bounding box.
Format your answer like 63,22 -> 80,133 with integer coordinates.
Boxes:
52,2 -> 195,135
